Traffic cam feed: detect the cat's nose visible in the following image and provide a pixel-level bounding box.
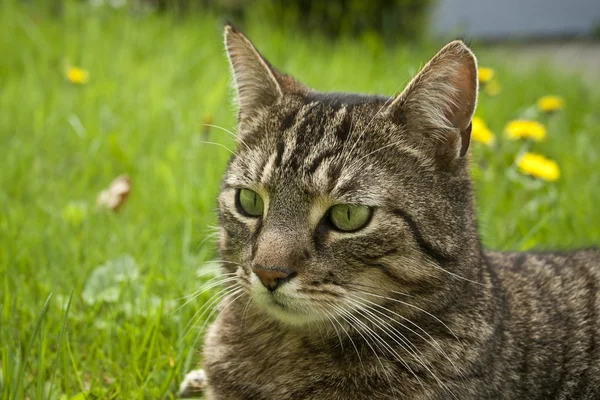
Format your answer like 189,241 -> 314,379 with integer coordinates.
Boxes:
252,266 -> 297,292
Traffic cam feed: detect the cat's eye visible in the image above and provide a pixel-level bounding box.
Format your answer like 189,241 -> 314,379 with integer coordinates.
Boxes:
236,189 -> 264,217
328,204 -> 372,232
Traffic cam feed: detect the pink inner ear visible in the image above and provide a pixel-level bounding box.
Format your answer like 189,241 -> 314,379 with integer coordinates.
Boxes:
447,59 -> 478,132
380,40 -> 479,163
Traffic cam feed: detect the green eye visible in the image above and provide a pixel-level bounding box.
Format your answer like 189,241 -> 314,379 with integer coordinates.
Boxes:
329,204 -> 372,232
237,189 -> 264,217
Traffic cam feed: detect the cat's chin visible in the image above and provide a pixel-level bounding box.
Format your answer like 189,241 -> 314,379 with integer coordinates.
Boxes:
261,303 -> 324,326
250,284 -> 327,326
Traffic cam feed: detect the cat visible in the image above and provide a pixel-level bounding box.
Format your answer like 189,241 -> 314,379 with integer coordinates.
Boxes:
179,23 -> 600,399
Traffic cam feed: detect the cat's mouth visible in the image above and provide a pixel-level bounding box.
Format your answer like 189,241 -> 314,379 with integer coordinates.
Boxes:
265,294 -> 288,309
258,293 -> 293,312
253,287 -> 301,311
250,282 -> 326,325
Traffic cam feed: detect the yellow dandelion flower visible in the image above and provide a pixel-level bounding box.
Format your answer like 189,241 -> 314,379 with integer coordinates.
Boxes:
537,95 -> 564,113
504,120 -> 546,141
471,117 -> 495,146
66,66 -> 89,84
517,152 -> 560,181
478,67 -> 494,84
484,79 -> 501,96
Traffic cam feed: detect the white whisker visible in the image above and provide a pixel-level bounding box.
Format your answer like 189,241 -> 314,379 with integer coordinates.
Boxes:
424,259 -> 484,286
348,293 -> 461,375
319,304 -> 365,371
197,288 -> 246,337
347,282 -> 414,298
347,297 -> 456,397
331,304 -> 394,386
345,298 -> 426,391
315,304 -> 344,352
197,231 -> 220,248
202,123 -> 251,152
241,296 -> 253,328
186,287 -> 244,357
352,290 -> 459,341
198,140 -> 236,155
174,273 -> 237,301
181,285 -> 239,340
172,276 -> 240,315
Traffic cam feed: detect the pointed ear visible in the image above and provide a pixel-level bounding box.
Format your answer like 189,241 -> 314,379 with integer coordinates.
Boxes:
386,40 -> 478,163
224,24 -> 285,120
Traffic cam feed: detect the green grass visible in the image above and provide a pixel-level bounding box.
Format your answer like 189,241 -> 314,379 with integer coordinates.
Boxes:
1,2 -> 599,399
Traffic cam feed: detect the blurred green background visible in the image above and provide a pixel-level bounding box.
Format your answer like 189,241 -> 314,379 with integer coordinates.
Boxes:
1,0 -> 599,399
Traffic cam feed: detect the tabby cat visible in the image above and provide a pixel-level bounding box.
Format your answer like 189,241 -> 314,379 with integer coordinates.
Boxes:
180,24 -> 600,399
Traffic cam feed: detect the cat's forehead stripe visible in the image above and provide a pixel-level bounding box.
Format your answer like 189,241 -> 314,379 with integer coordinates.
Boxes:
259,151 -> 278,184
277,104 -> 347,191
231,97 -> 431,202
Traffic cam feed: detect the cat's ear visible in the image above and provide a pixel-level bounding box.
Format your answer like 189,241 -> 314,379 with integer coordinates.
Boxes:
224,23 -> 285,120
386,40 -> 478,163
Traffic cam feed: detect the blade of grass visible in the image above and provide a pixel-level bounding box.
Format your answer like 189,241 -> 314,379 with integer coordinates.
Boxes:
143,302 -> 163,377
0,303 -> 10,400
36,320 -> 47,400
10,292 -> 52,400
48,290 -> 74,400
65,332 -> 86,394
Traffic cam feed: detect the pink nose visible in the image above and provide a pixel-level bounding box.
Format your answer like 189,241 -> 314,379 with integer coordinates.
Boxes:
252,266 -> 296,291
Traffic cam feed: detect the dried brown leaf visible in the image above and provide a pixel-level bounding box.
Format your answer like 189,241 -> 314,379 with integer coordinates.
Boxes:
96,174 -> 131,211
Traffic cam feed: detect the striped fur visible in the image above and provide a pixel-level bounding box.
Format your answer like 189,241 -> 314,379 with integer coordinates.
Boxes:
191,24 -> 600,400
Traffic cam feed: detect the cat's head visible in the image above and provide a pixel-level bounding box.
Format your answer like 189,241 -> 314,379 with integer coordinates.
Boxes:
217,24 -> 480,326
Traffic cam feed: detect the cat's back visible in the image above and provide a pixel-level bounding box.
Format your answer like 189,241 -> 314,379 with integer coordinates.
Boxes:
483,248 -> 600,399
487,248 -> 600,295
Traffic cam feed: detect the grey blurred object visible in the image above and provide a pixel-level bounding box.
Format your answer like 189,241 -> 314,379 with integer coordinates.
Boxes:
433,0 -> 600,40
